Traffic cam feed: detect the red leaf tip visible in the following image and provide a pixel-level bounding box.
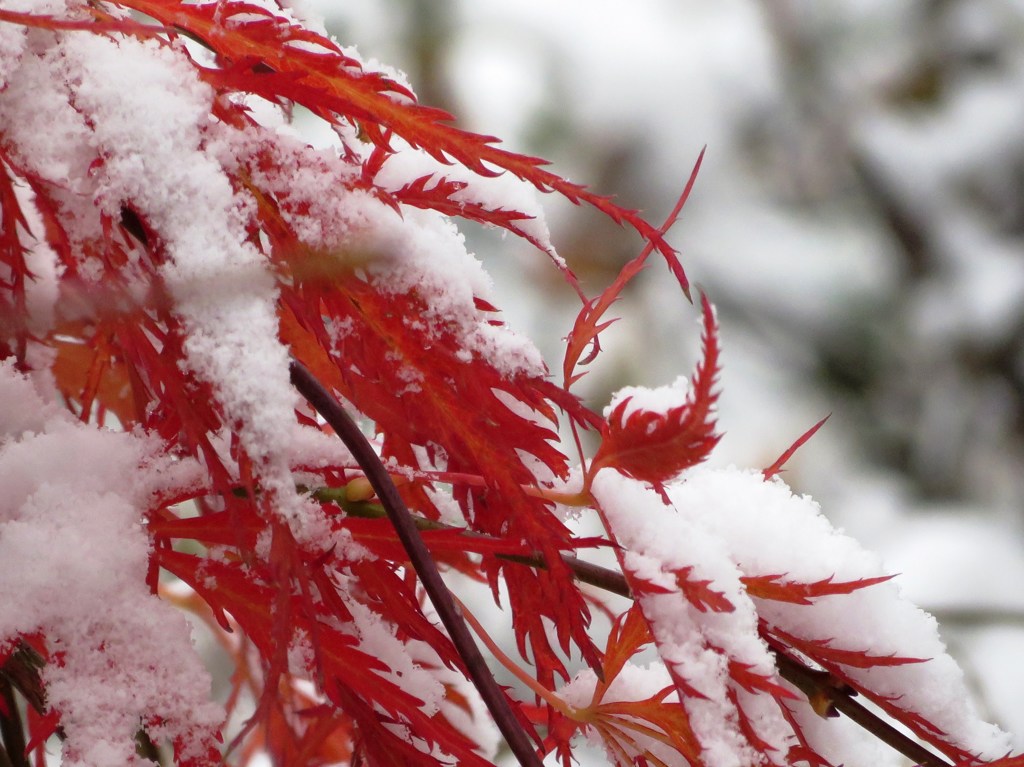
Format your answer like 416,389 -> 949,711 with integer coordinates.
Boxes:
591,295 -> 721,485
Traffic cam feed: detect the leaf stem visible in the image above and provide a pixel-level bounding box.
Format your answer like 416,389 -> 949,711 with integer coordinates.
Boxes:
290,361 -> 544,767
452,595 -> 579,720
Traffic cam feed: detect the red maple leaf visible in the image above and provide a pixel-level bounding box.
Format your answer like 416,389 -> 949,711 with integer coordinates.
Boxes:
590,293 -> 720,486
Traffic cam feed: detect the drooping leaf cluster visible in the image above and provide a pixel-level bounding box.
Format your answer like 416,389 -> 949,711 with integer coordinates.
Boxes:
0,2 -> 1019,767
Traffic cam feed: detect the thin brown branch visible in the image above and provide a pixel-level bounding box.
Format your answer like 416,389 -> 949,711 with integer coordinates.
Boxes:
0,682 -> 27,767
0,643 -> 45,717
0,642 -> 47,767
769,645 -> 951,767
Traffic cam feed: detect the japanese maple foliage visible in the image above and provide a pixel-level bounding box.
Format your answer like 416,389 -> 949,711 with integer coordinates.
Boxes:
0,2 -> 1018,767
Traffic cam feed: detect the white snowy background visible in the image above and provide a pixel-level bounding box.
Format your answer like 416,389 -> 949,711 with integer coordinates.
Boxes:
303,1 -> 1024,763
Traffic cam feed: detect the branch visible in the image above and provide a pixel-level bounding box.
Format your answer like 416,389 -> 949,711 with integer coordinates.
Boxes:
289,361 -> 543,767
768,643 -> 952,767
0,681 -> 27,767
0,643 -> 45,718
0,642 -> 49,767
318,483 -> 954,767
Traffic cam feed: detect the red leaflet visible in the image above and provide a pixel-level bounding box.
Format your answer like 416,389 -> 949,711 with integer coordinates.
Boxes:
159,548 -> 495,767
149,508 -> 262,550
342,518 -> 536,561
762,414 -> 831,480
562,149 -> 703,390
23,709 -> 61,759
967,757 -> 1024,767
767,625 -> 928,669
586,697 -> 703,767
598,605 -> 654,694
743,573 -> 896,605
590,294 -> 721,486
726,660 -> 796,700
0,152 -> 32,363
390,173 -> 552,256
117,0 -> 685,290
675,566 -> 735,613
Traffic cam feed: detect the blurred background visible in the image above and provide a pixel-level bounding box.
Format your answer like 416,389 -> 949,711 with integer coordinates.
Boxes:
305,0 -> 1024,759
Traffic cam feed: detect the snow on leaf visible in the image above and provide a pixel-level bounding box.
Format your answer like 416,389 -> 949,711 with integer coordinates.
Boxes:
368,134 -> 569,284
592,469 -> 793,766
2,3 -> 1019,767
1,16 -> 327,540
112,0 -> 688,294
589,448 -> 1017,766
662,465 -> 1014,763
0,363 -> 222,766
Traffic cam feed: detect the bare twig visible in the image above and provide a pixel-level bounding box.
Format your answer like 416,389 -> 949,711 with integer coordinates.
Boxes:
0,643 -> 46,767
0,682 -> 27,767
